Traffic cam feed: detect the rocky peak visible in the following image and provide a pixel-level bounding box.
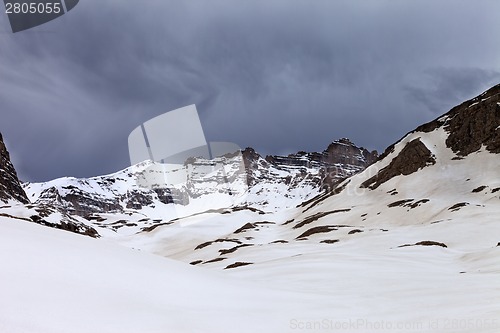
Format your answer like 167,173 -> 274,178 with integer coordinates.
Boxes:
414,83 -> 500,157
264,139 -> 378,169
0,133 -> 29,204
259,139 -> 377,192
323,139 -> 378,167
360,83 -> 500,192
24,139 -> 377,218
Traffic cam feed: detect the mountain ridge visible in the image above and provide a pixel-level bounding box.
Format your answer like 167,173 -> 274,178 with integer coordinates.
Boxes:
22,138 -> 377,224
1,84 -> 499,333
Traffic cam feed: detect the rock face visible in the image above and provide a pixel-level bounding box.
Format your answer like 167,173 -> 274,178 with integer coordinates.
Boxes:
0,133 -> 29,204
264,138 -> 377,169
443,85 -> 500,156
25,139 -> 378,217
249,138 -> 378,192
365,84 -> 500,190
361,138 -> 435,190
402,83 -> 500,157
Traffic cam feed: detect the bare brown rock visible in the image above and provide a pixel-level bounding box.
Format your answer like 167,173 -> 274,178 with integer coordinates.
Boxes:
361,138 -> 435,190
0,132 -> 29,204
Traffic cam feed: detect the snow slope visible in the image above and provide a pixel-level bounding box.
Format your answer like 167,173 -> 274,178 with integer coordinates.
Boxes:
2,85 -> 500,332
0,217 -> 311,333
2,215 -> 499,333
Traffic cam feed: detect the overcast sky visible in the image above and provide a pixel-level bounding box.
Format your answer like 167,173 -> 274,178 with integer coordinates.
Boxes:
1,0 -> 500,182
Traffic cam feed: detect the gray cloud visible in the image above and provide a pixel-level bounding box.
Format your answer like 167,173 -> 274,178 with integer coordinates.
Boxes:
1,0 -> 500,182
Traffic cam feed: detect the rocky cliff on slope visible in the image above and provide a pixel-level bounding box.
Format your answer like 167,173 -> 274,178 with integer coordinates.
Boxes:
0,133 -> 28,204
361,138 -> 435,190
245,138 -> 378,192
365,84 -> 500,190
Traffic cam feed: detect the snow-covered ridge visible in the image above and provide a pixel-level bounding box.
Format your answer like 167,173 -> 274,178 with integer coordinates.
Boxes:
1,84 -> 500,333
21,140 -> 376,233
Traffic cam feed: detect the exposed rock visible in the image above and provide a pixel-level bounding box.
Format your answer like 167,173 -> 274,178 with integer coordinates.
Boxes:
203,257 -> 227,264
218,244 -> 252,255
300,180 -> 351,212
375,84 -> 500,167
320,239 -> 339,244
153,188 -> 189,205
472,186 -> 487,193
224,262 -> 253,269
388,199 -> 414,208
295,225 -> 338,239
414,83 -> 500,156
387,198 -> 430,209
449,202 -> 469,211
0,133 -> 29,204
234,223 -> 256,234
293,209 -> 351,229
263,138 -> 378,192
26,140 -> 375,218
29,214 -> 99,238
444,89 -> 500,156
194,238 -> 242,251
399,241 -> 448,248
270,240 -> 288,244
361,138 -> 436,190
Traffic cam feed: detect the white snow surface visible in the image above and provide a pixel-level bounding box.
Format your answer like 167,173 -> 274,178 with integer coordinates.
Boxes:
0,217 -> 312,333
3,126 -> 500,332
1,210 -> 499,332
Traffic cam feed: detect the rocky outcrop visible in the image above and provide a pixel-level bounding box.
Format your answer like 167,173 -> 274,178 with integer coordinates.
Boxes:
0,133 -> 29,204
261,139 -> 378,192
413,84 -> 500,156
443,86 -> 500,156
376,84 -> 500,163
25,140 -> 377,217
36,186 -> 123,216
364,84 -> 500,191
361,138 -> 435,190
265,138 -> 377,169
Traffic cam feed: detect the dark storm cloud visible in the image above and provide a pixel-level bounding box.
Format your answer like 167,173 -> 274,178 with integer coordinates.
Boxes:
404,67 -> 500,116
1,0 -> 500,182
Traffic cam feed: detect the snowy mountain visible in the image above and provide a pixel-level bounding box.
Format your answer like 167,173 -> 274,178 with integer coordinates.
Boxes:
1,84 -> 500,332
0,134 -> 99,237
21,139 -> 376,235
161,83 -> 500,269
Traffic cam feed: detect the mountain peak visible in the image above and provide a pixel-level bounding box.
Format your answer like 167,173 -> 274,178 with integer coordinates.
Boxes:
377,83 -> 500,163
416,83 -> 500,157
0,133 -> 29,204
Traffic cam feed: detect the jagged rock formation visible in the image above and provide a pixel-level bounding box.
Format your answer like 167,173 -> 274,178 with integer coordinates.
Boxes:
264,138 -> 377,169
381,83 -> 500,161
0,132 -> 98,237
0,132 -> 28,204
24,139 -> 378,218
365,84 -> 500,191
440,85 -> 500,156
245,138 -> 377,192
361,138 -> 435,189
410,83 -> 500,156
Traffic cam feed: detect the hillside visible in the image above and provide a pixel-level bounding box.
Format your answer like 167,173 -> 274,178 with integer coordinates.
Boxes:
1,85 -> 499,332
